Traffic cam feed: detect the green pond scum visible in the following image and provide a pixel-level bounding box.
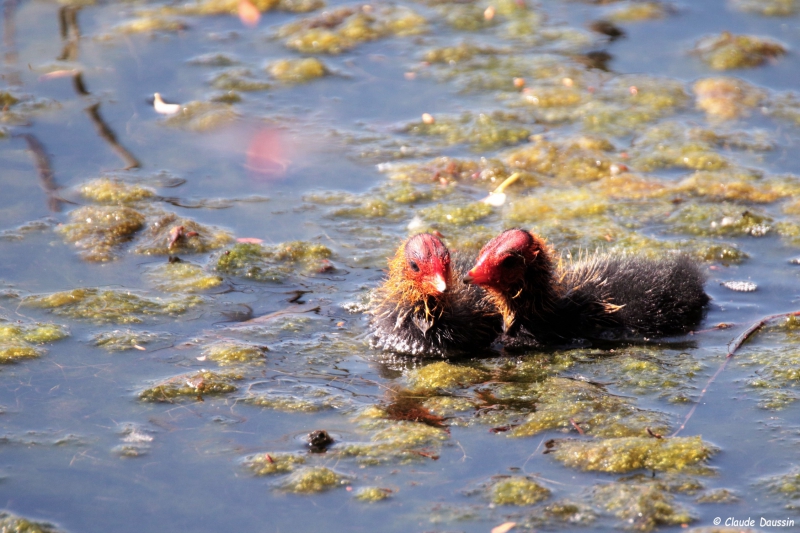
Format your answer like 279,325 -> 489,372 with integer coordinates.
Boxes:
732,0 -> 799,16
277,4 -> 427,54
760,467 -> 800,509
203,340 -> 268,365
145,260 -> 224,293
90,329 -> 173,352
215,240 -> 331,281
695,32 -> 787,70
139,369 -> 242,401
354,487 -> 392,502
162,101 -> 238,131
79,178 -> 156,205
244,452 -> 306,476
268,58 -> 329,83
58,205 -> 146,262
279,467 -> 349,493
404,111 -> 531,151
592,481 -> 694,531
490,476 -> 551,506
22,288 -> 204,324
550,436 -> 716,474
0,321 -> 67,363
0,512 -> 63,533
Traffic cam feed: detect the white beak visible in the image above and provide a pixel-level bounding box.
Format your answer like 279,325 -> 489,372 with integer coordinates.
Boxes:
432,274 -> 447,293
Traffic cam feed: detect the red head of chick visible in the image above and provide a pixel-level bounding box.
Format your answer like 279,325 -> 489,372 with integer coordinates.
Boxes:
464,229 -> 709,348
369,233 -> 500,357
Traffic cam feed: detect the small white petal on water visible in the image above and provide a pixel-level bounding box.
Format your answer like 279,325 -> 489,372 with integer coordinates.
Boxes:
153,93 -> 181,115
407,215 -> 424,231
482,192 -> 506,206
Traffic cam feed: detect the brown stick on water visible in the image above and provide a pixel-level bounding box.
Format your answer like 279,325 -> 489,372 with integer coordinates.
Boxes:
18,134 -> 64,212
672,310 -> 800,437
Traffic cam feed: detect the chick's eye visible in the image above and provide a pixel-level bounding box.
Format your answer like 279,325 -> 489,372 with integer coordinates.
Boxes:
408,260 -> 420,272
500,255 -> 520,268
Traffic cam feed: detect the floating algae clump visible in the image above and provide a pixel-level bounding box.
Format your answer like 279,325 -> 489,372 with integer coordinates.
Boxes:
331,198 -> 398,219
422,42 -> 496,64
405,112 -> 530,151
606,1 -> 668,22
695,243 -> 748,265
608,349 -> 703,404
591,173 -> 666,200
203,341 -> 267,365
355,487 -> 392,502
91,329 -> 172,352
592,482 -> 694,531
135,212 -> 233,255
268,58 -> 328,83
336,420 -> 449,465
0,512 -> 63,533
0,321 -> 68,363
666,203 -> 773,238
244,452 -> 306,476
210,69 -> 270,92
246,393 -> 330,412
491,477 -> 551,506
579,77 -> 689,136
114,16 -> 187,34
418,202 -> 493,227
732,0 -> 798,16
22,288 -> 203,324
408,361 -> 489,391
381,156 -> 520,190
0,344 -> 42,363
0,322 -> 69,344
79,178 -> 156,205
760,466 -> 800,509
139,370 -> 241,401
277,5 -> 426,54
631,123 -> 729,172
280,467 -> 349,493
504,137 -> 616,183
442,4 -> 497,31
673,170 -> 791,204
58,205 -> 145,261
215,241 -> 331,282
145,261 -> 223,293
695,32 -> 786,70
696,488 -> 739,503
693,77 -> 765,120
741,345 -> 800,409
551,436 -> 715,473
162,101 -> 237,132
522,85 -> 583,109
510,377 -> 669,438
506,189 -> 608,225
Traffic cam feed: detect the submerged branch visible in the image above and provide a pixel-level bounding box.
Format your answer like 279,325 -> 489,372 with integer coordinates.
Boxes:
672,309 -> 800,436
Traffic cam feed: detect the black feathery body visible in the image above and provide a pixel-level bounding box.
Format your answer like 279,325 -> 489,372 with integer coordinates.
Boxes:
370,257 -> 500,357
502,254 -> 709,349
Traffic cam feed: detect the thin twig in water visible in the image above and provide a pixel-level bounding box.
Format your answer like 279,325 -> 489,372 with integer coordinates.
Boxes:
672,310 -> 800,437
569,418 -> 585,435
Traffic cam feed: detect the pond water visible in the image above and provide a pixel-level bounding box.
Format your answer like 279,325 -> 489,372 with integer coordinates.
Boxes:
2,0 -> 800,531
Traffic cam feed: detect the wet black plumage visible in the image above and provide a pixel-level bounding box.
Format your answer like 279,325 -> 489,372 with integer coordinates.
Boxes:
369,234 -> 500,357
465,229 -> 709,349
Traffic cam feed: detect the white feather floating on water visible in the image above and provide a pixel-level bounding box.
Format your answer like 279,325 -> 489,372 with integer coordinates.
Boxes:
153,93 -> 181,115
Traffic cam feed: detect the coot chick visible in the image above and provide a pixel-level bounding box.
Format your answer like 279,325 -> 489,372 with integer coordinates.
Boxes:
463,229 -> 709,349
369,233 -> 500,357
